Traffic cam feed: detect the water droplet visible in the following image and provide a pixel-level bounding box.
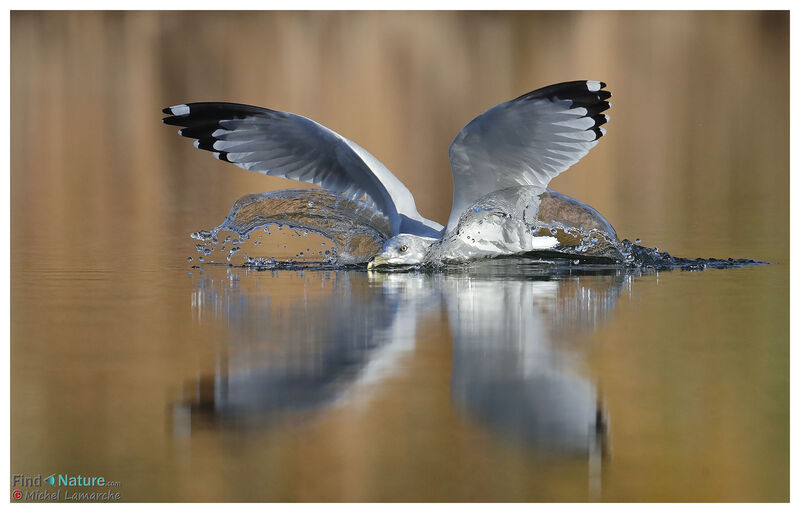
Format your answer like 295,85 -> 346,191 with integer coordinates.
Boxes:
573,259 -> 580,265
635,238 -> 641,244
187,257 -> 193,262
190,230 -> 213,241
227,246 -> 241,262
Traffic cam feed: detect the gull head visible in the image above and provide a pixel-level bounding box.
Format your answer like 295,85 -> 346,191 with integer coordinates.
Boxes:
367,234 -> 437,269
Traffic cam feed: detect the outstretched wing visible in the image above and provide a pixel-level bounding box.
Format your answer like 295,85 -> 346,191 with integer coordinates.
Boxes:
446,81 -> 611,232
162,102 -> 423,236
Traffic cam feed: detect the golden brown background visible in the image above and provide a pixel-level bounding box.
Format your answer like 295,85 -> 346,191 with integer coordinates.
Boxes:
11,11 -> 789,502
12,10 -> 789,262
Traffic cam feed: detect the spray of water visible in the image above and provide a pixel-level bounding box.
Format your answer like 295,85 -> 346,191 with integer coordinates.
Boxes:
189,189 -> 767,272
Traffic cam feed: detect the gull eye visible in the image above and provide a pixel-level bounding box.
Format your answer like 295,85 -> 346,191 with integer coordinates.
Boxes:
399,245 -> 408,253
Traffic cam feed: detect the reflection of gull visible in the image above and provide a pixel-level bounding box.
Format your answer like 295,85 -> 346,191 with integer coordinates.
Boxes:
176,265 -> 622,472
163,81 -> 610,266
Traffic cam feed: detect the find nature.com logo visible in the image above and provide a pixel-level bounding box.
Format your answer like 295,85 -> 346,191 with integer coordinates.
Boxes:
11,473 -> 121,501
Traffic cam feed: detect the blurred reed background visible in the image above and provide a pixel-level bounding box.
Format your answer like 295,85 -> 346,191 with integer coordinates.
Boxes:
11,11 -> 789,264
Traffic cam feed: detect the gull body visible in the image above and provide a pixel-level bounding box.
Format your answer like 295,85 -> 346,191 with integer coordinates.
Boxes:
163,80 -> 611,268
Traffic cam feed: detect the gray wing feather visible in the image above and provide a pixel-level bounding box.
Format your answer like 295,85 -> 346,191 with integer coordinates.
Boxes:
446,81 -> 611,232
163,103 -> 425,235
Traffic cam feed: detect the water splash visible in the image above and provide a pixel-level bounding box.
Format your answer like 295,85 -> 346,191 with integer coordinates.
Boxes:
190,189 -> 392,267
188,188 -> 767,272
618,239 -> 768,271
427,187 -> 623,265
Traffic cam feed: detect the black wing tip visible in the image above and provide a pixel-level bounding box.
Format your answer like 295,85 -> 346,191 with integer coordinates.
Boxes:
520,80 -> 612,142
160,102 -> 272,130
592,113 -> 609,128
589,125 -> 607,142
584,99 -> 611,116
162,104 -> 187,126
517,80 -> 611,102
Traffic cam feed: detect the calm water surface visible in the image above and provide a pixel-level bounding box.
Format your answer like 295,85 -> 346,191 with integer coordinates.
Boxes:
11,11 -> 788,502
11,245 -> 788,501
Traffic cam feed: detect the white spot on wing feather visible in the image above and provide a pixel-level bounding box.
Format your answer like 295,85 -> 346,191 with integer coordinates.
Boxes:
169,104 -> 190,116
586,81 -> 602,92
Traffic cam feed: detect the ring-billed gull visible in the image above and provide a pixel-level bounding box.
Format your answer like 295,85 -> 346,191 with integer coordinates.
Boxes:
162,80 -> 610,268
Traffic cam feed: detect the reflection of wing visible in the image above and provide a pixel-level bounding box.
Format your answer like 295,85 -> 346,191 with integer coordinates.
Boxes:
177,270 -> 439,426
163,103 -> 442,237
447,81 -> 611,232
442,272 -> 622,455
